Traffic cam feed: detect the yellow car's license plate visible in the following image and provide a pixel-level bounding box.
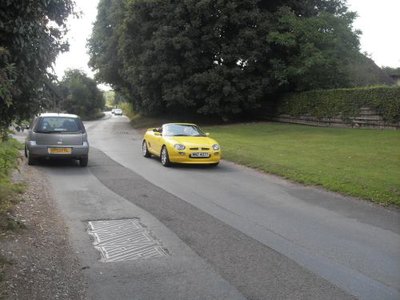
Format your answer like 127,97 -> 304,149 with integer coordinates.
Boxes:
48,147 -> 72,154
191,152 -> 210,158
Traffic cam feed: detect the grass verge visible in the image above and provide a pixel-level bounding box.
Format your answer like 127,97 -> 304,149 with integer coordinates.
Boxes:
0,138 -> 25,231
205,123 -> 400,206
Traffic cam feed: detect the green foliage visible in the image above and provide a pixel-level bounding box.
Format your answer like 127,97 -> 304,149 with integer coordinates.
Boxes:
88,0 -> 361,119
0,139 -> 24,229
0,0 -> 75,132
0,47 -> 17,109
346,54 -> 394,87
267,6 -> 360,91
383,67 -> 400,77
88,0 -> 128,90
104,90 -> 126,109
0,139 -> 20,178
278,86 -> 400,123
59,70 -> 105,119
104,90 -> 115,108
207,123 -> 400,206
119,102 -> 136,120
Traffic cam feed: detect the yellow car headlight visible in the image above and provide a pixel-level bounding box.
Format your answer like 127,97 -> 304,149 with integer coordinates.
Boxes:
174,144 -> 186,150
212,144 -> 220,151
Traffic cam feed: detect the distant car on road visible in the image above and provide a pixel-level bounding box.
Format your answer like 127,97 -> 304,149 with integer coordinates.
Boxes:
25,113 -> 89,167
113,108 -> 123,116
142,123 -> 221,167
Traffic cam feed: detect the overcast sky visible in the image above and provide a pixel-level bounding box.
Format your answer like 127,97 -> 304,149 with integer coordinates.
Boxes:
53,0 -> 400,83
347,0 -> 400,68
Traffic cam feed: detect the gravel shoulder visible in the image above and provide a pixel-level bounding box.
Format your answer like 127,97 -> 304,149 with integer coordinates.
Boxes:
0,159 -> 86,299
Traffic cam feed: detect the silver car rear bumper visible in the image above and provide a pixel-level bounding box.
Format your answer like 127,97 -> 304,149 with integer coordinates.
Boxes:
27,144 -> 89,159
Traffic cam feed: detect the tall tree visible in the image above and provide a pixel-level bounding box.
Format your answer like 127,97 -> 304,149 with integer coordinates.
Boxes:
88,0 -> 129,92
0,0 -> 74,137
89,0 -> 361,119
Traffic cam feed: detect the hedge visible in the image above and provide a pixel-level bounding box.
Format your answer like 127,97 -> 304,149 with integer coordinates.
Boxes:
278,86 -> 400,124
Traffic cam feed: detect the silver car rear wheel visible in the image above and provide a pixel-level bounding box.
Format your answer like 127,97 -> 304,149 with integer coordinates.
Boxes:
27,149 -> 36,165
79,156 -> 88,167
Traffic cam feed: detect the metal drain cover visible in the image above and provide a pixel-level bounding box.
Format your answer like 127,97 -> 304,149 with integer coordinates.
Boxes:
88,219 -> 168,262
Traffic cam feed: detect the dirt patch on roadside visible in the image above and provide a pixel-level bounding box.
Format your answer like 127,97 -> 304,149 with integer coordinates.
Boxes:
0,160 -> 86,299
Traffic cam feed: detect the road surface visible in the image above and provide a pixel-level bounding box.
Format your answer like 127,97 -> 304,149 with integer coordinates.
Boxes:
28,113 -> 400,299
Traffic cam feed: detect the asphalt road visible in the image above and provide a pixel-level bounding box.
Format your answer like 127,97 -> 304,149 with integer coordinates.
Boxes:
29,113 -> 400,299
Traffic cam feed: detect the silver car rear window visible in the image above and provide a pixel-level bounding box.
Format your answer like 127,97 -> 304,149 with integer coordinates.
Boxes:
35,117 -> 84,133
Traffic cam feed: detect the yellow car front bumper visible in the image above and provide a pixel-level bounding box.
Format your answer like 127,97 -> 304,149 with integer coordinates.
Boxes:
169,150 -> 221,164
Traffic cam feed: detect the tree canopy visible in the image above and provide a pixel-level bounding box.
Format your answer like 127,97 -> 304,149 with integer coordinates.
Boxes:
0,0 -> 75,135
88,0 -> 361,119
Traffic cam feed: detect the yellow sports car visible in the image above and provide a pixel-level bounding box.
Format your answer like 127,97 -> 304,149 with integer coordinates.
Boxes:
142,123 -> 221,167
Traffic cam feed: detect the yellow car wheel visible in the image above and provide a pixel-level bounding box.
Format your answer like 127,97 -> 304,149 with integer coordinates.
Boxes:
160,146 -> 171,167
142,140 -> 151,158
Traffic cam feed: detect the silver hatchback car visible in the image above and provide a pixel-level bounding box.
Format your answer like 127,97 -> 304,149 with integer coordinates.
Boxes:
25,113 -> 89,167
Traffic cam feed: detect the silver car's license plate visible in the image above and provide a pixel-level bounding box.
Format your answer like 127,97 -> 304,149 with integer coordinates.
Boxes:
191,152 -> 210,158
48,147 -> 72,154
